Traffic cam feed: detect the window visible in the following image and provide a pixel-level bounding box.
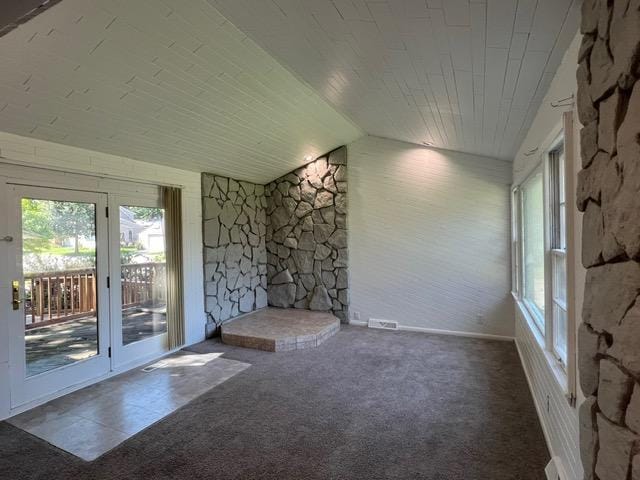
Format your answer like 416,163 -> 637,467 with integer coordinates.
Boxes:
550,144 -> 568,365
511,187 -> 520,296
512,127 -> 573,374
520,169 -> 545,331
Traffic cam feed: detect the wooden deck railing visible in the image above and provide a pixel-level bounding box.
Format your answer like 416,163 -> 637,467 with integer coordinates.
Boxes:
24,262 -> 166,330
121,262 -> 166,309
24,268 -> 96,329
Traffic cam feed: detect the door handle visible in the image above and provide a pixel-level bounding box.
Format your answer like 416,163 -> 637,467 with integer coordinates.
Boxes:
12,280 -> 22,310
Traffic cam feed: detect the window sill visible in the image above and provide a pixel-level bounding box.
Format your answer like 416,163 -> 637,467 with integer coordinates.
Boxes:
515,299 -> 568,393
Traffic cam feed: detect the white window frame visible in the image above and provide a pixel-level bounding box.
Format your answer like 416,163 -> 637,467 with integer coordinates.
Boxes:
549,143 -> 568,366
511,112 -> 577,405
510,187 -> 521,299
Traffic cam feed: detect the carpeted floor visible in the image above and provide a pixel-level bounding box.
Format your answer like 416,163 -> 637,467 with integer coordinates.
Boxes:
0,326 -> 548,480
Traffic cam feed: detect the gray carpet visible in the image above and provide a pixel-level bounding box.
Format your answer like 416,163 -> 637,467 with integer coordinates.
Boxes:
0,326 -> 548,479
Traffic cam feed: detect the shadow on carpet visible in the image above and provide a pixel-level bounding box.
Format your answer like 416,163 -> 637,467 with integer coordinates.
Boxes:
0,326 -> 548,480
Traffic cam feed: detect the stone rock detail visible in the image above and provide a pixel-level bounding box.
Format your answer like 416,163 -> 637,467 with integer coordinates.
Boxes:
578,6 -> 640,477
267,283 -> 296,308
309,286 -> 332,311
202,174 -> 267,334
626,384 -> 640,434
265,147 -> 349,322
634,456 -> 640,480
582,201 -> 604,267
598,359 -> 635,423
582,262 -> 640,332
579,323 -> 607,396
581,121 -> 599,168
272,269 -> 293,285
598,88 -> 623,155
580,396 -> 598,478
595,414 -> 638,480
608,302 -> 640,377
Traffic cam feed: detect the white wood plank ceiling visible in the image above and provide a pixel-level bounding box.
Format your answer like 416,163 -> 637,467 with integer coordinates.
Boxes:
210,0 -> 580,160
0,0 -> 580,182
0,0 -> 362,183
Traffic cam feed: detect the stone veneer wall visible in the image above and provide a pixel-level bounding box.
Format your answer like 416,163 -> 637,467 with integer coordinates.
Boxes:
577,1 -> 640,479
202,174 -> 268,335
265,147 -> 349,323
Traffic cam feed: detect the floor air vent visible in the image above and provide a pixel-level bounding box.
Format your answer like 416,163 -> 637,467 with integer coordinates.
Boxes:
368,318 -> 399,330
142,362 -> 166,372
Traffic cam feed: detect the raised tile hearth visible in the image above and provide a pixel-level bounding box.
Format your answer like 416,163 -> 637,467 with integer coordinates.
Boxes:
221,308 -> 340,352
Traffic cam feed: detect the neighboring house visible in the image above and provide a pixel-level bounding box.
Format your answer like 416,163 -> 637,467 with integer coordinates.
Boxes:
138,221 -> 165,253
119,207 -> 147,246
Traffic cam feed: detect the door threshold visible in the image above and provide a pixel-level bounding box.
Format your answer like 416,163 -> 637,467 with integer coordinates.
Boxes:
3,346 -> 182,420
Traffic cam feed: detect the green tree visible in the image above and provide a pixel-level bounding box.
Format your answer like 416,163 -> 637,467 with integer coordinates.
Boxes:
128,206 -> 163,221
22,199 -> 53,238
50,201 -> 95,254
21,199 -> 53,252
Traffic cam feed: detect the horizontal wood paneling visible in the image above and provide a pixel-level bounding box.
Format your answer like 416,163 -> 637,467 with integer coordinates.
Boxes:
348,136 -> 514,337
516,308 -> 581,479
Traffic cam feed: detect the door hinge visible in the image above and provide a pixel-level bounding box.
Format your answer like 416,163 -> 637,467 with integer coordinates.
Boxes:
105,206 -> 109,218
108,347 -> 112,358
106,276 -> 110,288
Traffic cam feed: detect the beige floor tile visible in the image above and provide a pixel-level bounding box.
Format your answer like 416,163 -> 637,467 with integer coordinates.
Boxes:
8,351 -> 250,461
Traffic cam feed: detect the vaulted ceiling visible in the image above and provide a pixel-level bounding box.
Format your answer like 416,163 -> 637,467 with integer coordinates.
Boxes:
0,0 -> 362,183
0,0 -> 580,182
211,0 -> 580,160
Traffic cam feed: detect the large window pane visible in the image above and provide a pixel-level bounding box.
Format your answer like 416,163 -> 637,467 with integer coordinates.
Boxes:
511,189 -> 520,295
119,206 -> 167,345
521,171 -> 545,328
551,144 -> 568,366
22,198 -> 98,376
553,304 -> 568,365
552,253 -> 567,307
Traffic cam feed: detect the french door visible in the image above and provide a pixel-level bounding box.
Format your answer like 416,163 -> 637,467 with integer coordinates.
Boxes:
6,185 -> 111,407
108,194 -> 168,368
4,184 -> 168,409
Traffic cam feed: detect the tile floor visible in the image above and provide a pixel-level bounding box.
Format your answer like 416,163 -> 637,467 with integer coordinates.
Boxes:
9,351 -> 250,461
220,307 -> 340,351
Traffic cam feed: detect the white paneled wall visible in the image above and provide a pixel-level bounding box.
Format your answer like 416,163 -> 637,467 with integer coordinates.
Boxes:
516,311 -> 580,479
348,136 -> 514,337
512,33 -> 583,480
0,131 -> 206,347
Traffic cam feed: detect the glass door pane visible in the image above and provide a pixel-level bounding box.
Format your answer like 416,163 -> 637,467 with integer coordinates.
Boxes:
119,206 -> 167,345
21,198 -> 99,377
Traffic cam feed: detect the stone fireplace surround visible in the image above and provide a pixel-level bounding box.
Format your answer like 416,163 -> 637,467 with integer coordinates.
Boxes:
202,146 -> 349,336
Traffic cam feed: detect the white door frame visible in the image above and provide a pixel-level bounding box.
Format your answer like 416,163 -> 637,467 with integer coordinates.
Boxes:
108,193 -> 168,369
6,184 -> 111,408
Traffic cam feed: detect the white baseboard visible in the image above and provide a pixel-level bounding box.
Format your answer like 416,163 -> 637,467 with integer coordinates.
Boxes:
348,319 -> 514,342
